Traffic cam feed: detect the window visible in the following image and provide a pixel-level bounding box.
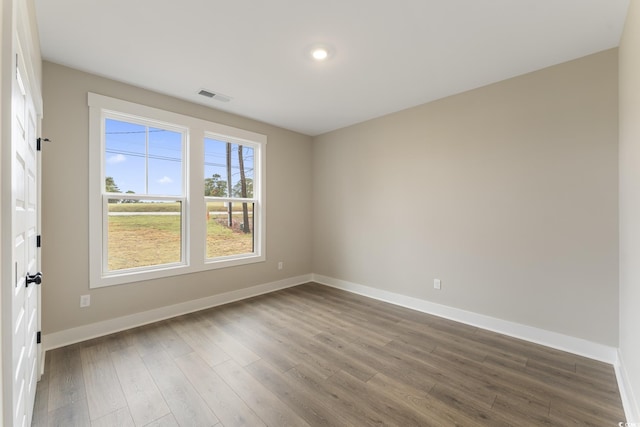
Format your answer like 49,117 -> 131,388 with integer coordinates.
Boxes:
105,117 -> 186,272
204,138 -> 257,260
89,93 -> 266,288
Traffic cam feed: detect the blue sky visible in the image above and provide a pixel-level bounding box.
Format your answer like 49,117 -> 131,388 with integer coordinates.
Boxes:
105,118 -> 253,197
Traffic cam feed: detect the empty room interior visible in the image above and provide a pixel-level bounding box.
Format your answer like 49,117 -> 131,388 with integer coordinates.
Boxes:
2,0 -> 640,425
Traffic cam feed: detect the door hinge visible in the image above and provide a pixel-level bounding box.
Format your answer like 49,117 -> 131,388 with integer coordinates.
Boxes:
36,137 -> 50,151
36,331 -> 41,344
37,235 -> 41,248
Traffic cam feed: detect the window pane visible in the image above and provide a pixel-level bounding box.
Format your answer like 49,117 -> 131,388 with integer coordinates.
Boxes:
206,201 -> 254,258
204,138 -> 230,197
105,119 -> 145,194
108,200 -> 182,271
204,138 -> 254,198
148,127 -> 183,196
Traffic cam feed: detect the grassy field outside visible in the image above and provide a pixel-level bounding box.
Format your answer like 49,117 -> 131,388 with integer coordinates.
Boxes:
108,215 -> 182,270
107,202 -> 253,271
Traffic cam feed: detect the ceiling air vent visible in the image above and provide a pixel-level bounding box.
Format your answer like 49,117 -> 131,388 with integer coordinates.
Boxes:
198,89 -> 231,103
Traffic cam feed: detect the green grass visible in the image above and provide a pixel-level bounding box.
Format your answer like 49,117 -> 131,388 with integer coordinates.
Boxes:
108,215 -> 181,270
206,215 -> 253,259
107,211 -> 253,271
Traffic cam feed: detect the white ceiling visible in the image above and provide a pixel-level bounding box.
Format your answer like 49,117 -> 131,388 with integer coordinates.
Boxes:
34,0 -> 629,136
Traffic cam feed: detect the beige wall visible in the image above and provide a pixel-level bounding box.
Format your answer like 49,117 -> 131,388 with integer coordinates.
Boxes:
41,62 -> 313,334
619,0 -> 640,418
313,49 -> 619,346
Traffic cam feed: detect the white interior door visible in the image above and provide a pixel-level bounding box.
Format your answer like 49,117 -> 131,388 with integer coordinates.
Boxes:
10,45 -> 40,427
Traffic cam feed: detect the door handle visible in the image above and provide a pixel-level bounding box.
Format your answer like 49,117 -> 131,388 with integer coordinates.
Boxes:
26,272 -> 42,287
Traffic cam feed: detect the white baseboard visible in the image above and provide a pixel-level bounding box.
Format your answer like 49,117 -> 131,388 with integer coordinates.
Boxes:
42,274 -> 312,351
616,349 -> 640,423
312,274 -> 618,364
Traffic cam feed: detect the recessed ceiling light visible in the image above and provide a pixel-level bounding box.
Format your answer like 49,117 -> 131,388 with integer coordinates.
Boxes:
311,48 -> 329,61
307,43 -> 335,62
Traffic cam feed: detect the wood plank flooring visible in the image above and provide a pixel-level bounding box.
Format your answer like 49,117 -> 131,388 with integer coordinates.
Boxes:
31,282 -> 626,426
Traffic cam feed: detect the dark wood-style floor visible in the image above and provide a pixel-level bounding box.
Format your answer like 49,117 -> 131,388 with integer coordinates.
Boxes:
32,282 -> 625,426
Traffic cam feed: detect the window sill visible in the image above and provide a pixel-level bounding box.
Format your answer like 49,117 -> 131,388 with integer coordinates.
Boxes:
90,254 -> 266,289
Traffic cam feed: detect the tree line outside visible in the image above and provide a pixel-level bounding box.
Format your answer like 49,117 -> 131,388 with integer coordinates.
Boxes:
106,174 -> 253,200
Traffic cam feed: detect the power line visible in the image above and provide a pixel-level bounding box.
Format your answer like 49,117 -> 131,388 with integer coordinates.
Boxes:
106,149 -> 181,163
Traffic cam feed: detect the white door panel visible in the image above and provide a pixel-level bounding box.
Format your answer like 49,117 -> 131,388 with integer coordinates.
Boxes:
10,45 -> 40,427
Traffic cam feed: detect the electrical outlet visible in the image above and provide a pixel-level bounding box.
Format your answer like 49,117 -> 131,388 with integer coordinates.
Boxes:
80,294 -> 91,308
278,261 -> 284,270
434,279 -> 441,290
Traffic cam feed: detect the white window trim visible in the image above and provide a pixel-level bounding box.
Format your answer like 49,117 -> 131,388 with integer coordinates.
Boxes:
89,93 -> 266,288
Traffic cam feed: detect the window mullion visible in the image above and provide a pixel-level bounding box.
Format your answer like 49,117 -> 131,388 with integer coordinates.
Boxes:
189,127 -> 206,268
